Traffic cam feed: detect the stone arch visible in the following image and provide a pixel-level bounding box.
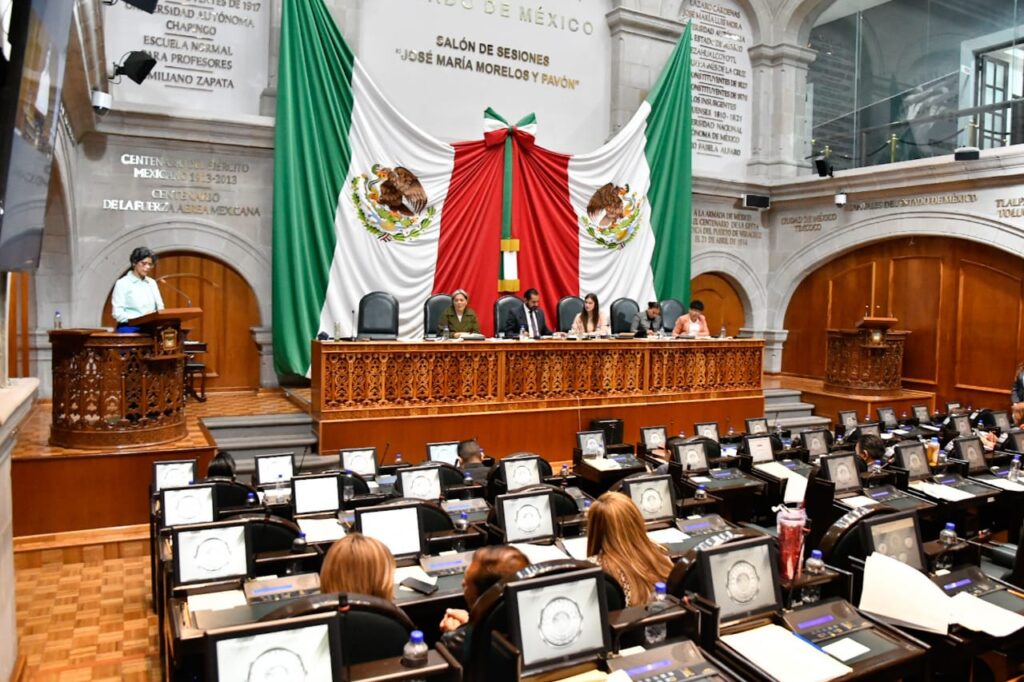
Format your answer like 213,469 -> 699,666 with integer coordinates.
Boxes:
76,218 -> 271,327
779,0 -> 844,45
767,210 -> 1024,331
691,250 -> 766,329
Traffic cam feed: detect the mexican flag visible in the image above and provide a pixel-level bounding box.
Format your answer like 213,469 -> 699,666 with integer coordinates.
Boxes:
273,0 -> 691,376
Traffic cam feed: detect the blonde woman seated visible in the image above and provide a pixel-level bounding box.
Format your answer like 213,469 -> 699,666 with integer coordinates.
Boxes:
320,533 -> 396,600
569,293 -> 610,336
437,289 -> 481,337
585,491 -> 673,606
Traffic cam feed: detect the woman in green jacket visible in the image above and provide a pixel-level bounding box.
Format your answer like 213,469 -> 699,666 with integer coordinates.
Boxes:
437,289 -> 481,337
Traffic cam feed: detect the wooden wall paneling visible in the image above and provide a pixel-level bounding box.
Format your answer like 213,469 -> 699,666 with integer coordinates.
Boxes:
6,272 -> 30,377
690,273 -> 746,336
827,262 -> 875,329
888,256 -> 942,385
782,263 -> 833,377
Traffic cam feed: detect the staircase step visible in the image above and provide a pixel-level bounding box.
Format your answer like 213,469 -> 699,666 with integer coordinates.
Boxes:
201,414 -> 314,440
764,388 -> 802,408
772,415 -> 832,432
764,402 -> 816,419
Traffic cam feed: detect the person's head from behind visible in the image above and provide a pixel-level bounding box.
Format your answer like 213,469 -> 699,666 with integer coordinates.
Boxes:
463,545 -> 528,605
855,433 -> 885,465
206,451 -> 236,479
646,301 -> 661,319
320,533 -> 396,600
458,439 -> 483,466
130,246 -> 156,279
688,299 -> 705,320
452,289 -> 469,315
524,288 -> 540,310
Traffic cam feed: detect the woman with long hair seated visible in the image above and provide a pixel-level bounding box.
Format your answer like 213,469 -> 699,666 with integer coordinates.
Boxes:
586,491 -> 673,606
320,533 -> 396,600
570,293 -> 610,336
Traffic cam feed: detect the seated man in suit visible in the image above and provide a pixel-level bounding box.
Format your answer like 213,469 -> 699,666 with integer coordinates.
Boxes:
458,439 -> 490,483
630,301 -> 662,336
503,288 -> 553,338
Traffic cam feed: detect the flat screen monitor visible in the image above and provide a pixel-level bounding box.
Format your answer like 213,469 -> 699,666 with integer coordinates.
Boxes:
698,536 -> 782,623
820,453 -> 862,495
354,504 -> 423,559
745,418 -> 769,435
893,442 -> 930,479
206,612 -> 343,682
590,418 -> 623,445
399,465 -> 443,500
945,402 -> 962,415
857,422 -> 881,438
952,436 -> 986,474
912,405 -> 931,423
161,484 -> 216,527
862,511 -> 925,571
838,411 -> 859,430
951,414 -> 972,438
339,447 -> 378,478
254,453 -> 296,486
426,441 -> 460,466
744,435 -> 774,464
694,421 -> 720,443
1009,430 -> 1024,453
877,407 -> 898,429
292,474 -> 341,515
172,521 -> 252,586
502,456 -> 542,491
640,426 -> 668,451
621,475 -> 676,524
153,459 -> 198,492
504,566 -> 611,676
992,410 -> 1012,432
671,440 -> 709,473
577,430 -> 606,456
802,429 -> 830,458
497,490 -> 557,544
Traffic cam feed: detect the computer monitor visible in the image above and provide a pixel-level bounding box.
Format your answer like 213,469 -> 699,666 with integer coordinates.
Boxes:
640,426 -> 668,451
671,440 -> 709,473
945,402 -> 962,415
819,453 -> 862,495
877,407 -> 898,429
838,411 -> 859,430
577,430 -> 606,456
399,465 -> 443,500
354,504 -> 424,559
254,453 -> 296,486
694,421 -> 720,443
206,612 -> 343,682
992,410 -> 1012,431
339,447 -> 378,478
952,436 -> 986,474
291,474 -> 341,515
504,566 -> 611,677
744,434 -> 774,464
698,536 -> 782,624
1008,429 -> 1024,453
590,418 -> 624,445
153,459 -> 198,492
745,418 -> 769,435
862,511 -> 926,571
802,429 -> 830,458
857,422 -> 881,438
950,414 -> 972,438
502,456 -> 542,491
172,521 -> 252,586
912,405 -> 931,423
426,441 -> 460,466
496,490 -> 557,544
160,484 -> 216,528
621,475 -> 676,524
893,441 -> 930,479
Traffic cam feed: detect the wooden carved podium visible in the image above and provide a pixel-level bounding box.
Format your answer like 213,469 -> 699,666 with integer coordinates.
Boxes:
824,316 -> 910,394
49,308 -> 202,449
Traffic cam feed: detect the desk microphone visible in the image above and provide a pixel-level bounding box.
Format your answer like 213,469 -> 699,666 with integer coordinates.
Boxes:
157,277 -> 193,307
382,441 -> 390,464
350,308 -> 357,341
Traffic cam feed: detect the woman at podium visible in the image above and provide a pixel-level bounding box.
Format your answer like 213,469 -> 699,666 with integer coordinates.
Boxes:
111,247 -> 164,333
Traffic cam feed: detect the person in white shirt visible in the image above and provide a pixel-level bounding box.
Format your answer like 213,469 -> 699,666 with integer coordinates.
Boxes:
110,247 -> 164,332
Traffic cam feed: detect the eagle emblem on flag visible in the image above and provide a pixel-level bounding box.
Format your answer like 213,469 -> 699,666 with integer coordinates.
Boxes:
580,182 -> 644,250
350,164 -> 436,242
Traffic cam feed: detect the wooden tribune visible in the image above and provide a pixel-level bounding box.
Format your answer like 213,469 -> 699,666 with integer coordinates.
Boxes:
49,307 -> 202,449
825,316 -> 909,394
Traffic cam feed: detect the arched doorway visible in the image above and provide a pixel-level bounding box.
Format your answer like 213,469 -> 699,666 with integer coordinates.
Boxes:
690,273 -> 746,336
102,251 -> 261,391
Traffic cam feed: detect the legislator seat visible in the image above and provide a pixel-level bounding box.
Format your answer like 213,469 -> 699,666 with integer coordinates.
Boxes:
609,297 -> 639,334
423,293 -> 452,337
493,295 -> 521,336
556,295 -> 584,332
357,291 -> 399,339
659,298 -> 684,332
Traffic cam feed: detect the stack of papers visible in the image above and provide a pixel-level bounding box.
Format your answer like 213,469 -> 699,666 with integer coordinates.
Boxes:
980,477 -> 1024,492
755,461 -> 808,504
646,527 -> 690,545
908,480 -> 974,502
842,495 -> 880,508
586,457 -> 622,471
187,590 -> 247,613
511,542 -> 569,565
560,536 -> 589,561
394,566 -> 437,590
721,624 -> 852,682
296,518 -> 346,543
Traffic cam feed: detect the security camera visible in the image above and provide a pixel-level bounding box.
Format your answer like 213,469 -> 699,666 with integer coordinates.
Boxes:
91,89 -> 112,115
834,191 -> 848,208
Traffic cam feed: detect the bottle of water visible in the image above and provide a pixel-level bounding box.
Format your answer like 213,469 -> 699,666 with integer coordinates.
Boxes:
342,470 -> 355,502
270,474 -> 286,505
936,523 -> 957,571
644,582 -> 669,646
53,311 -> 62,329
560,464 -> 569,488
291,531 -> 308,553
694,484 -> 708,501
869,459 -> 882,474
519,324 -> 528,340
453,511 -> 469,552
442,324 -> 450,340
246,492 -> 257,507
801,550 -> 825,604
719,324 -> 727,338
402,630 -> 429,669
463,471 -> 473,487
395,452 -> 403,466
1010,455 -> 1022,483
581,499 -> 592,534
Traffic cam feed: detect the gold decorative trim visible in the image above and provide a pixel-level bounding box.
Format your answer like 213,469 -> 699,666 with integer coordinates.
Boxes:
500,239 -> 520,251
498,279 -> 520,292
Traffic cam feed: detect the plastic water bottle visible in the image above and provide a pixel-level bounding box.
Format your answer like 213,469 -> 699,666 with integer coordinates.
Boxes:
560,464 -> 569,488
719,324 -> 726,338
343,470 -> 355,502
463,472 -> 473,486
291,531 -> 308,553
395,452 -> 403,465
271,474 -> 286,504
519,324 -> 528,340
442,324 -> 450,340
581,499 -> 592,534
801,550 -> 825,604
53,311 -> 61,329
246,492 -> 257,507
453,511 -> 469,552
940,522 -> 957,546
401,630 -> 429,669
869,459 -> 882,474
643,582 -> 669,646
936,523 -> 957,571
1010,455 -> 1022,483
694,484 -> 708,501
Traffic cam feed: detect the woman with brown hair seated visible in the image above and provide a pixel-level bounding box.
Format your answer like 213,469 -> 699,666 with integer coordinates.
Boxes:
585,491 -> 673,606
320,533 -> 396,600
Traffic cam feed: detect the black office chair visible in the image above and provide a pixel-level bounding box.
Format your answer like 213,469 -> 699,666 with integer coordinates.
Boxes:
357,291 -> 399,340
437,463 -> 467,490
226,513 -> 303,553
659,298 -> 684,332
337,470 -> 371,496
202,477 -> 259,514
423,293 -> 453,337
609,298 -> 639,334
499,483 -> 578,519
493,295 -> 521,336
556,295 -> 584,333
378,498 -> 454,534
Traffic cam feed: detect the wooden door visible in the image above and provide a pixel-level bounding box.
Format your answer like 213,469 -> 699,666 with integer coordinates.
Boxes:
102,251 -> 261,391
690,273 -> 746,336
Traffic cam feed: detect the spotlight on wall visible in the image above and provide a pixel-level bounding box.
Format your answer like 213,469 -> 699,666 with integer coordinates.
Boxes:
814,155 -> 834,178
110,51 -> 157,85
101,0 -> 159,12
834,191 -> 847,208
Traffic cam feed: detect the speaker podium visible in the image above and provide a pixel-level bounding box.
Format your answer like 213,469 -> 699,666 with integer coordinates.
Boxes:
825,316 -> 909,394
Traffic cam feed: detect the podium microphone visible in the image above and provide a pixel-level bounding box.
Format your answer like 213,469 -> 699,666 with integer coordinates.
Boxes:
157,277 -> 193,307
350,308 -> 357,341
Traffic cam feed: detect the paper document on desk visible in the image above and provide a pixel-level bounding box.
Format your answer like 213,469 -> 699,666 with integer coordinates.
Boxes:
908,480 -> 973,502
296,518 -> 346,543
950,592 -> 1024,637
560,536 -> 589,561
585,457 -> 621,471
512,542 -> 569,565
394,566 -> 437,590
859,552 -> 949,634
755,461 -> 808,504
187,589 -> 247,613
646,527 -> 690,545
979,477 -> 1024,492
842,495 -> 879,508
721,624 -> 852,682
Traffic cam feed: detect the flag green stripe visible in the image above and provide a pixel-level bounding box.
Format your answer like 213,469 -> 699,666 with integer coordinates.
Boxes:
272,0 -> 355,375
645,23 -> 693,305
